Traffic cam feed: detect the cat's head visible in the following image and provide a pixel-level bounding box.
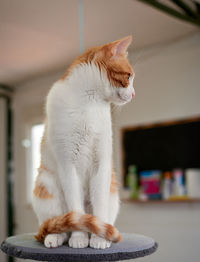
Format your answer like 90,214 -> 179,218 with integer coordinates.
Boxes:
63,36 -> 135,105
94,36 -> 135,105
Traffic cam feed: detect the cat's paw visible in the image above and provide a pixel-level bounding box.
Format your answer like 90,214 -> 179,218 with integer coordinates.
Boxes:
89,234 -> 111,249
44,233 -> 67,248
68,232 -> 89,248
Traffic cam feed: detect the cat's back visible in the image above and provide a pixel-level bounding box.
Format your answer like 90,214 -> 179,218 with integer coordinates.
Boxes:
46,79 -> 77,113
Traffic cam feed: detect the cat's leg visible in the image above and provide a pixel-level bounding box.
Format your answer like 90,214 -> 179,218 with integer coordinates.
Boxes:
56,162 -> 89,248
32,168 -> 68,248
108,172 -> 120,225
44,233 -> 68,248
89,190 -> 119,249
89,137 -> 113,249
90,188 -> 120,249
90,185 -> 120,249
89,171 -> 112,249
49,122 -> 91,248
68,231 -> 89,248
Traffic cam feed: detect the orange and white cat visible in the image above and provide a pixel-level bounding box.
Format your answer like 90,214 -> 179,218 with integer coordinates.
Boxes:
32,36 -> 135,249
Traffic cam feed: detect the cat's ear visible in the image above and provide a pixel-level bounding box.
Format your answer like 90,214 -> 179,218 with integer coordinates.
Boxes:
103,36 -> 132,57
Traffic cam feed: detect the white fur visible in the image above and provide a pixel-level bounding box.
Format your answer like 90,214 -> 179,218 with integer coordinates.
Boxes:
44,233 -> 68,248
90,234 -> 111,249
32,62 -> 135,248
69,232 -> 89,248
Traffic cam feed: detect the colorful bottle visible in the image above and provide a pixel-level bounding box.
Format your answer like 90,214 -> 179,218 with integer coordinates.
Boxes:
126,165 -> 138,199
173,169 -> 185,196
162,172 -> 172,200
140,170 -> 161,200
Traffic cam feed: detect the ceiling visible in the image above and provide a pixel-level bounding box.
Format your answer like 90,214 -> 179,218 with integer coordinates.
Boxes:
0,0 -> 197,86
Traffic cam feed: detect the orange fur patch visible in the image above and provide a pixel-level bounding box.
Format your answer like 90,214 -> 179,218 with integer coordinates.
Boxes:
117,233 -> 122,242
35,211 -> 79,242
61,47 -> 99,80
105,224 -> 115,240
62,211 -> 80,231
33,182 -> 53,199
35,211 -> 122,244
83,214 -> 101,235
104,223 -> 122,242
61,37 -> 134,89
95,54 -> 133,88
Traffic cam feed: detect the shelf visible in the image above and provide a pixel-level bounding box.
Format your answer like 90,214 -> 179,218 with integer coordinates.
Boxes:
122,198 -> 200,204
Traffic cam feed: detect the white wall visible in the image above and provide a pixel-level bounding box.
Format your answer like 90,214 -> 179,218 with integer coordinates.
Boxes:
113,33 -> 200,262
116,202 -> 200,262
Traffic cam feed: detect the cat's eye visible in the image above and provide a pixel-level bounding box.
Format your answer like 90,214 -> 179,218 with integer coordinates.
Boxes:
127,73 -> 131,80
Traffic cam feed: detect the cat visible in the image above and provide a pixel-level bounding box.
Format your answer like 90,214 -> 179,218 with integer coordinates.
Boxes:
32,36 -> 135,249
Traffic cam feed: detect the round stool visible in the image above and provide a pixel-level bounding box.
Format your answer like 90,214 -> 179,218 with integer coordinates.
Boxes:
1,233 -> 158,261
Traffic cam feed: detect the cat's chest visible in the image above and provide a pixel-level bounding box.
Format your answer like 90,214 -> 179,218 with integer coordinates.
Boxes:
83,104 -> 111,133
73,105 -> 112,171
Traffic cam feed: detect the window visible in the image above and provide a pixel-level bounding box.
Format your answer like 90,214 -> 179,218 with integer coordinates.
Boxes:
24,123 -> 44,203
31,124 -> 44,188
22,120 -> 44,205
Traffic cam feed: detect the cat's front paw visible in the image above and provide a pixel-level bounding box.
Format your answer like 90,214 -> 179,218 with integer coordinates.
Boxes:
44,233 -> 67,248
68,232 -> 89,248
89,234 -> 111,249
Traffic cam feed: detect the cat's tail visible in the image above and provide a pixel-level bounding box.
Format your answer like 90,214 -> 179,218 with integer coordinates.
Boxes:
35,211 -> 122,243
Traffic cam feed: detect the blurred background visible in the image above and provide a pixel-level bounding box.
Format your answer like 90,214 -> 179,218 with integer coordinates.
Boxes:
0,0 -> 200,262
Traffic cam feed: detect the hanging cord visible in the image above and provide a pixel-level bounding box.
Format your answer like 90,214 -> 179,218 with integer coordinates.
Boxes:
78,0 -> 85,54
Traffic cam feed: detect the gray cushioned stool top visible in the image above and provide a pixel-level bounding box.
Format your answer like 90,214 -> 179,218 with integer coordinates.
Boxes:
1,233 -> 158,261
